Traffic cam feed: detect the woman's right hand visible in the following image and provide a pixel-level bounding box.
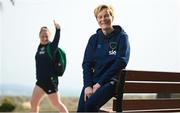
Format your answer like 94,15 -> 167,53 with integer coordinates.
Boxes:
53,20 -> 61,30
84,86 -> 93,102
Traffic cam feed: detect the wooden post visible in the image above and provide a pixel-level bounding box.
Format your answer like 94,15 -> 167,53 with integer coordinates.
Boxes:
113,70 -> 127,112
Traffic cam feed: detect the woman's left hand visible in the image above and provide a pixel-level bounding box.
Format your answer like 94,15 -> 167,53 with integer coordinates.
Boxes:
93,83 -> 101,93
53,20 -> 61,30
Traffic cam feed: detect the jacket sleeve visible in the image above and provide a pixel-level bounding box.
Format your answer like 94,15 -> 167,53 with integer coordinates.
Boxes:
82,36 -> 96,88
51,28 -> 60,55
98,34 -> 130,86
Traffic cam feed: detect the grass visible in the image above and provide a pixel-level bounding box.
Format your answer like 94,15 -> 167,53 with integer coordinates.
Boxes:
0,95 -> 114,112
0,96 -> 80,112
0,94 -> 159,112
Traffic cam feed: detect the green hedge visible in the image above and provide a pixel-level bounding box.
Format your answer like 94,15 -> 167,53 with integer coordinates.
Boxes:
0,98 -> 16,112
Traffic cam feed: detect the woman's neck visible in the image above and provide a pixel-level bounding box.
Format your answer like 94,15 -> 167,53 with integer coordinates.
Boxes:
102,27 -> 114,36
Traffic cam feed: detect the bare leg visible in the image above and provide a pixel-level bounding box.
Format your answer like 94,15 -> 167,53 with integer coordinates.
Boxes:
30,85 -> 45,113
48,92 -> 69,113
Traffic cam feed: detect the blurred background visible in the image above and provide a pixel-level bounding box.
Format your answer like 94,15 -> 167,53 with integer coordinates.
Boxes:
0,0 -> 180,112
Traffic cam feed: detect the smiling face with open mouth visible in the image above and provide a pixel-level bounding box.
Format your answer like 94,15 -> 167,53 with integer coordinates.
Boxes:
39,27 -> 51,45
96,8 -> 114,34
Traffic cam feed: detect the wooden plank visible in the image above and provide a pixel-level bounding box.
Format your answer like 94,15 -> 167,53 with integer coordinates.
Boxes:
123,108 -> 180,112
122,99 -> 180,110
100,108 -> 180,113
124,81 -> 180,93
122,70 -> 180,82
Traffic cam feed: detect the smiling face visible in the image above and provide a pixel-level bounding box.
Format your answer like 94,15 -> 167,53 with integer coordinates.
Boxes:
39,27 -> 51,45
96,8 -> 113,31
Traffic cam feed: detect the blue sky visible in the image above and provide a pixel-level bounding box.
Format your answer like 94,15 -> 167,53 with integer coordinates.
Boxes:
0,0 -> 180,96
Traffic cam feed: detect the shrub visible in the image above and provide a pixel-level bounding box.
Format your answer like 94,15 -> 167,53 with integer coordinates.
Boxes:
0,98 -> 16,112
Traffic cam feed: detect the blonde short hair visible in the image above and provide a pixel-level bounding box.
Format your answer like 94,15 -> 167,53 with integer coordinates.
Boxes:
94,4 -> 114,19
39,26 -> 50,36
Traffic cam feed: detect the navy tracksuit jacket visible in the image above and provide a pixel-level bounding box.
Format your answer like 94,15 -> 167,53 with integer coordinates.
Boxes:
35,29 -> 60,81
83,25 -> 130,87
77,25 -> 130,112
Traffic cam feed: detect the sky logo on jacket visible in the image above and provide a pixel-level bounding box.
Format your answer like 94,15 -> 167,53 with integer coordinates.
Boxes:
109,50 -> 116,55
